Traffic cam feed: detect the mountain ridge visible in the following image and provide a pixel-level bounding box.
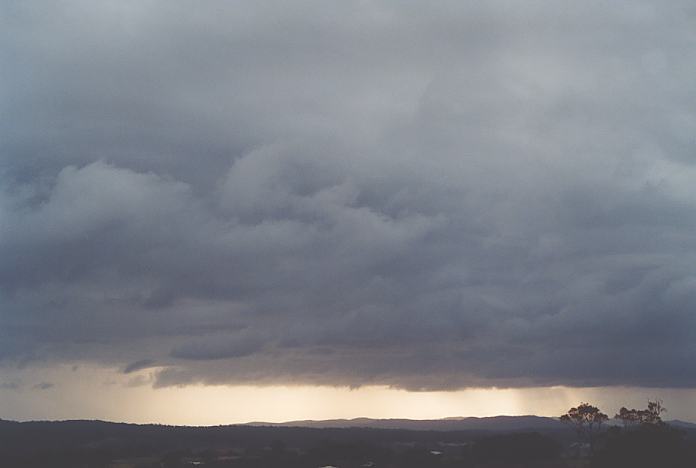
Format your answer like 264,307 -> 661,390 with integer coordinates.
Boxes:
246,415 -> 566,431
2,415 -> 693,430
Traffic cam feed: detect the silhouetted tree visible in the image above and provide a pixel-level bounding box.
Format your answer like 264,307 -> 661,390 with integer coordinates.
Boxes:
615,400 -> 666,428
615,407 -> 641,427
561,402 -> 608,454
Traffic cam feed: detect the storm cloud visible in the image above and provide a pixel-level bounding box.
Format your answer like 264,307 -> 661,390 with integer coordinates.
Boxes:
2,0 -> 696,391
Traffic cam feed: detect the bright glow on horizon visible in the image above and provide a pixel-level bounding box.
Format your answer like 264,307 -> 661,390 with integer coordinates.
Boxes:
2,364 -> 696,425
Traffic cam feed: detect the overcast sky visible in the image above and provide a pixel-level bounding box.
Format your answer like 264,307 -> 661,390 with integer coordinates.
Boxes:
2,0 -> 696,421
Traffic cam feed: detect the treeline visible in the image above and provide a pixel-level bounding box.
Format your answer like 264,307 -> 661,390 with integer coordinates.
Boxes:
561,400 -> 696,468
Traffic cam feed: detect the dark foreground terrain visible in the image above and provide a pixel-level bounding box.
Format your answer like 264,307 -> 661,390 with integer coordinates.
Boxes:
1,417 -> 695,467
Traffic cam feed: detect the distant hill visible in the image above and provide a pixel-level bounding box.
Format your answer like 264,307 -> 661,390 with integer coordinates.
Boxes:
667,420 -> 696,430
0,416 -> 571,461
1,417 -> 694,467
0,417 -> 576,468
247,415 -> 566,431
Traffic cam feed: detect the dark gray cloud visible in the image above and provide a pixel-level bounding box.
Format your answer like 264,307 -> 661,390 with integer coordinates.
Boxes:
171,334 -> 263,361
1,0 -> 696,390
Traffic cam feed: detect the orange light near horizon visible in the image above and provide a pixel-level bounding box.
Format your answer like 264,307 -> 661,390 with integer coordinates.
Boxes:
3,364 -> 696,425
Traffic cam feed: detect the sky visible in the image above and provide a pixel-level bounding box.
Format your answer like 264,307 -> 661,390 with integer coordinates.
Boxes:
1,0 -> 696,424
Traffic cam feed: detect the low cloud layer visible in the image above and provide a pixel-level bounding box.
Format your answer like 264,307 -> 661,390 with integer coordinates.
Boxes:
2,0 -> 696,391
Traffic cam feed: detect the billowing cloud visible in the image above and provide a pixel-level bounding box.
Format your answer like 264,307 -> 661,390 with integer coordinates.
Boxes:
123,359 -> 156,374
1,0 -> 696,391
